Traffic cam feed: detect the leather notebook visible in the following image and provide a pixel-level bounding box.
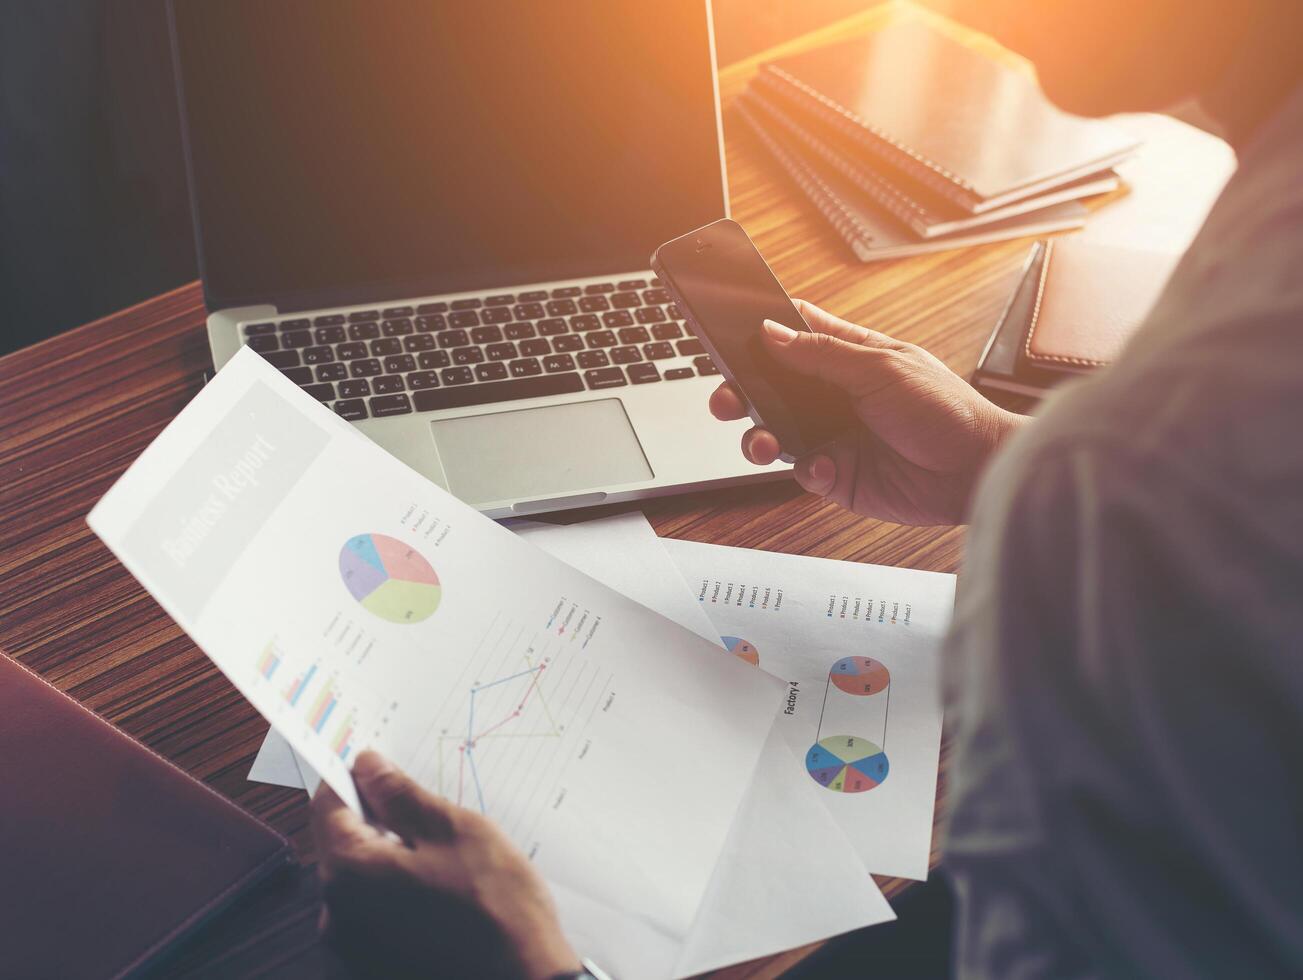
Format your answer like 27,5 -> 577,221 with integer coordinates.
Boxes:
0,654 -> 293,979
737,96 -> 1086,262
754,18 -> 1138,214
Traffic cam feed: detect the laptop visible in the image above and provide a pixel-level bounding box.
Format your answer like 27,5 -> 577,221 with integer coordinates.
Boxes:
171,0 -> 786,518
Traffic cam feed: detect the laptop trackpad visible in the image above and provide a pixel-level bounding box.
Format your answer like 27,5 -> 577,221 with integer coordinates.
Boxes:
429,398 -> 653,508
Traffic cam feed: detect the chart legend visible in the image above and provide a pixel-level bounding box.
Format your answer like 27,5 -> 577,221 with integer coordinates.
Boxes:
340,533 -> 442,624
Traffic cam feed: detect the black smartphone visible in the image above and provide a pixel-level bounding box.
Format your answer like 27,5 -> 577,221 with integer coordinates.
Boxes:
651,218 -> 856,462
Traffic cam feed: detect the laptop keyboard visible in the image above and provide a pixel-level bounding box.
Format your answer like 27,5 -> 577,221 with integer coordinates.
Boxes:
239,278 -> 720,420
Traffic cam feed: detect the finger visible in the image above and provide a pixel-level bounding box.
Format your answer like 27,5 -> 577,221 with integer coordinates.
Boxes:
310,783 -> 381,875
709,382 -> 749,421
793,300 -> 898,349
761,320 -> 898,399
352,750 -> 457,846
741,427 -> 781,466
793,453 -> 838,496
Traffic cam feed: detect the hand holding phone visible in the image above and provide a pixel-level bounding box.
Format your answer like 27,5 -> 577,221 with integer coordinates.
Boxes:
651,219 -> 856,462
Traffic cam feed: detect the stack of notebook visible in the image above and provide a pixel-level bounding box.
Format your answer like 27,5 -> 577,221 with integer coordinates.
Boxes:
738,18 -> 1141,261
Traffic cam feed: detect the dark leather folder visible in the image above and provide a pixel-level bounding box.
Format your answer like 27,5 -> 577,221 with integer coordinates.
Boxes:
0,654 -> 292,979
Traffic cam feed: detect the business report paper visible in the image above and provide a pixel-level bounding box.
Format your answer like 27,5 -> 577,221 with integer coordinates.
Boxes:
87,348 -> 781,972
662,539 -> 955,880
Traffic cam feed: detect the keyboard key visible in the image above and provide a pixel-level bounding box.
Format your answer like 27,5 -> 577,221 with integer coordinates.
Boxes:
316,362 -> 348,381
576,350 -> 609,368
334,399 -> 368,420
471,325 -> 503,344
437,329 -> 470,348
282,366 -> 313,385
451,298 -> 482,310
610,345 -> 642,364
339,379 -> 372,398
313,313 -> 346,326
583,282 -> 615,294
404,333 -> 436,351
694,355 -> 720,376
246,334 -> 279,352
537,317 -> 568,336
677,338 -> 706,356
412,371 -> 584,412
348,309 -> 379,322
509,358 -> 542,378
618,326 -> 650,344
550,286 -> 581,299
449,310 -> 480,328
303,345 -> 335,364
382,318 -> 414,336
417,301 -> 449,314
651,322 -> 682,340
585,367 -> 627,390
485,294 -> 514,306
261,349 -> 300,368
383,354 -> 417,373
586,330 -> 617,348
315,326 -> 346,344
415,314 -> 446,332
628,363 -> 662,384
441,367 -> 475,385
407,371 -> 441,390
643,287 -> 672,304
418,350 -> 451,369
650,276 -> 663,286
350,358 -> 383,378
475,362 -> 509,382
282,329 -> 313,348
569,314 -> 601,332
664,367 -> 695,380
602,310 -> 634,328
370,337 -> 402,356
666,302 -> 682,318
618,278 -> 648,290
519,338 -> 550,357
382,306 -> 414,318
336,342 -> 367,360
513,302 -> 545,319
504,322 -> 536,340
553,334 -> 584,352
348,322 -> 380,340
480,306 -> 512,324
579,295 -> 611,312
635,306 -> 666,324
543,353 -> 576,373
369,393 -> 413,418
452,346 -> 484,365
486,341 -> 518,361
373,374 -> 406,394
244,322 -> 277,336
280,318 -> 311,330
517,290 -> 548,302
643,341 -> 675,360
546,299 -> 578,316
611,291 -> 642,308
303,382 -> 335,401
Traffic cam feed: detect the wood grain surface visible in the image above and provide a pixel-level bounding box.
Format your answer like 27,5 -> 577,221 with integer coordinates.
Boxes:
0,4 -> 1046,977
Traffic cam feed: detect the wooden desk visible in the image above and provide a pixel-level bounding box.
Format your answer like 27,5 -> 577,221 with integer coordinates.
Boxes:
0,5 -> 1036,977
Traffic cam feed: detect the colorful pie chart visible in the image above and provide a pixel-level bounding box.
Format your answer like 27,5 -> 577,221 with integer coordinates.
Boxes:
721,636 -> 760,666
340,533 -> 441,624
829,655 -> 890,696
805,735 -> 889,793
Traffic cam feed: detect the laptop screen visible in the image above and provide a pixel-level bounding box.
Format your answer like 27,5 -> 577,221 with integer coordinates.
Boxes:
172,0 -> 728,311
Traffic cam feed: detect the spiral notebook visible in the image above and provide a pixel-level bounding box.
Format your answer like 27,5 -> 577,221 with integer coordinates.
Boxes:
754,18 -> 1138,215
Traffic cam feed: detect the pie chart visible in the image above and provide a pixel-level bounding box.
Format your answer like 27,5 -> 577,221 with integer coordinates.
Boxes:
721,636 -> 760,666
805,735 -> 889,793
340,533 -> 441,624
829,656 -> 890,696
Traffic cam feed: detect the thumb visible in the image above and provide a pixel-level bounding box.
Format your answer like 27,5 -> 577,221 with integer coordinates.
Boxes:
352,750 -> 456,845
761,319 -> 892,396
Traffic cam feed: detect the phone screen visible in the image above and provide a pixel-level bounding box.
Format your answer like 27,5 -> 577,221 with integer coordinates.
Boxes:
654,220 -> 854,458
